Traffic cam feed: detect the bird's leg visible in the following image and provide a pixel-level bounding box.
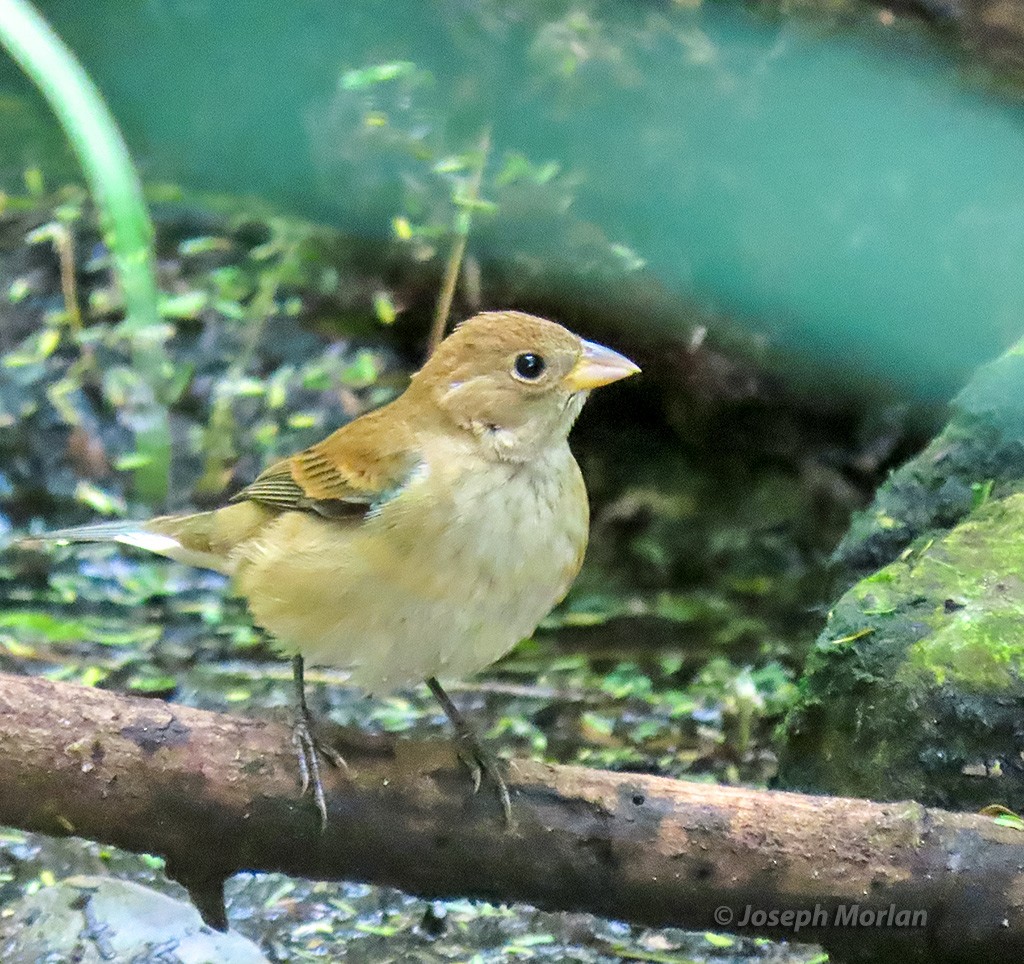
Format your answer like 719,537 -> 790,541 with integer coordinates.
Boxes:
291,654 -> 346,830
426,676 -> 512,822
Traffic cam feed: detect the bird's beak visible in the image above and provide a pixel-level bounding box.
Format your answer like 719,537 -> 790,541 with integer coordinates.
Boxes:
563,339 -> 641,391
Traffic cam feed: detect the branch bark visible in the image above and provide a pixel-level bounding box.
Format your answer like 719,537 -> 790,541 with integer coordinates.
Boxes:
1,671 -> 1022,963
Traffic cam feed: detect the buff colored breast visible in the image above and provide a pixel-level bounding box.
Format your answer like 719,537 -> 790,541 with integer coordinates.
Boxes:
231,441 -> 588,693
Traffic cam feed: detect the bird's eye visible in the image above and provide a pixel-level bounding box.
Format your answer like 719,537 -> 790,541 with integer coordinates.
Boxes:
513,352 -> 546,380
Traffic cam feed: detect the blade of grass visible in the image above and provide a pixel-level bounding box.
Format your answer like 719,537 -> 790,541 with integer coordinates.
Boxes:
0,0 -> 170,503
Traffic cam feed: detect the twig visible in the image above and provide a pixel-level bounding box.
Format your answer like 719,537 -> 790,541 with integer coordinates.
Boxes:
444,679 -> 592,703
427,129 -> 491,356
3,671 -> 1024,962
53,221 -> 83,333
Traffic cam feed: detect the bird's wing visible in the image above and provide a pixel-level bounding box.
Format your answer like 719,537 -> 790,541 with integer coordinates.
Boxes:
32,407 -> 422,575
231,414 -> 419,520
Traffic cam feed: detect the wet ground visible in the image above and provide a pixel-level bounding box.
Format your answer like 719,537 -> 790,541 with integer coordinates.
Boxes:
0,193 -> 908,961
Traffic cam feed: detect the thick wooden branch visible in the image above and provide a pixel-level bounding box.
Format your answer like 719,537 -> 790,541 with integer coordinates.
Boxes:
0,672 -> 1022,963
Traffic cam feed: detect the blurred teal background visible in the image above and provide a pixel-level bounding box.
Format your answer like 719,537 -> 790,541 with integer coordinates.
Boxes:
2,0 -> 1024,401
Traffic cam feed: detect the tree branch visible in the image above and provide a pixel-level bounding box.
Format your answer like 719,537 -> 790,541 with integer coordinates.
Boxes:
1,671 -> 1022,962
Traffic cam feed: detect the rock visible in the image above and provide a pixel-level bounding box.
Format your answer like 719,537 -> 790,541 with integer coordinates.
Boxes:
0,875 -> 268,964
834,335 -> 1024,583
778,491 -> 1024,809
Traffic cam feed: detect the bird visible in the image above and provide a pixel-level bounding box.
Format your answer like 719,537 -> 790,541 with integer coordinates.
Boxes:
37,310 -> 640,826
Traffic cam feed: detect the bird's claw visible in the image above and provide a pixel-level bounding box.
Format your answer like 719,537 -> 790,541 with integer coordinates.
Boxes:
425,676 -> 513,824
292,714 -> 326,829
290,654 -> 349,831
455,729 -> 512,824
292,714 -> 346,832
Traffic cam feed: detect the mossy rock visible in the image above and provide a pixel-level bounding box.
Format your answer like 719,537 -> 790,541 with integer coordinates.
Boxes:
835,335 -> 1024,582
778,491 -> 1024,809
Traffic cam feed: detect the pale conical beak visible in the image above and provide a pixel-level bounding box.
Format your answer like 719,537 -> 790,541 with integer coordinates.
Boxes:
563,339 -> 641,391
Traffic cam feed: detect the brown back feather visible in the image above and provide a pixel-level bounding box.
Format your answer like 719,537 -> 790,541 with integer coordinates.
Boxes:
231,402 -> 421,518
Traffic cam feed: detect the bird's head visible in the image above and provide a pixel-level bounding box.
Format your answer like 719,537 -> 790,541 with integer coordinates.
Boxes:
409,311 -> 640,461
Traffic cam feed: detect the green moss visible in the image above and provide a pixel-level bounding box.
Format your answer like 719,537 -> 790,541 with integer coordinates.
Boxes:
851,495 -> 1024,692
835,334 -> 1024,583
907,610 -> 1024,691
779,491 -> 1024,809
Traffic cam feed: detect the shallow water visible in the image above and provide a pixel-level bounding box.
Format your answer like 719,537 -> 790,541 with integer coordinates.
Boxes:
0,187 -> 850,961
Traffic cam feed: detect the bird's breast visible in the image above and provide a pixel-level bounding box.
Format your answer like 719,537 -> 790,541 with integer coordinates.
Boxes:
369,445 -> 588,614
237,443 -> 589,692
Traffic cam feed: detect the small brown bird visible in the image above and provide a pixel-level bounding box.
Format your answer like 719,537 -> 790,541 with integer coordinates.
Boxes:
43,311 -> 640,824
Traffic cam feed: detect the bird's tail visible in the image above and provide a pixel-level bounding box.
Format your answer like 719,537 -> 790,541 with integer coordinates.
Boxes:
28,512 -> 233,574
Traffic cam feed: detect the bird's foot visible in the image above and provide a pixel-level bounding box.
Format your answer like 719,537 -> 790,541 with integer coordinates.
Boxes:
290,654 -> 348,831
425,676 -> 512,823
292,709 -> 348,832
454,726 -> 512,824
